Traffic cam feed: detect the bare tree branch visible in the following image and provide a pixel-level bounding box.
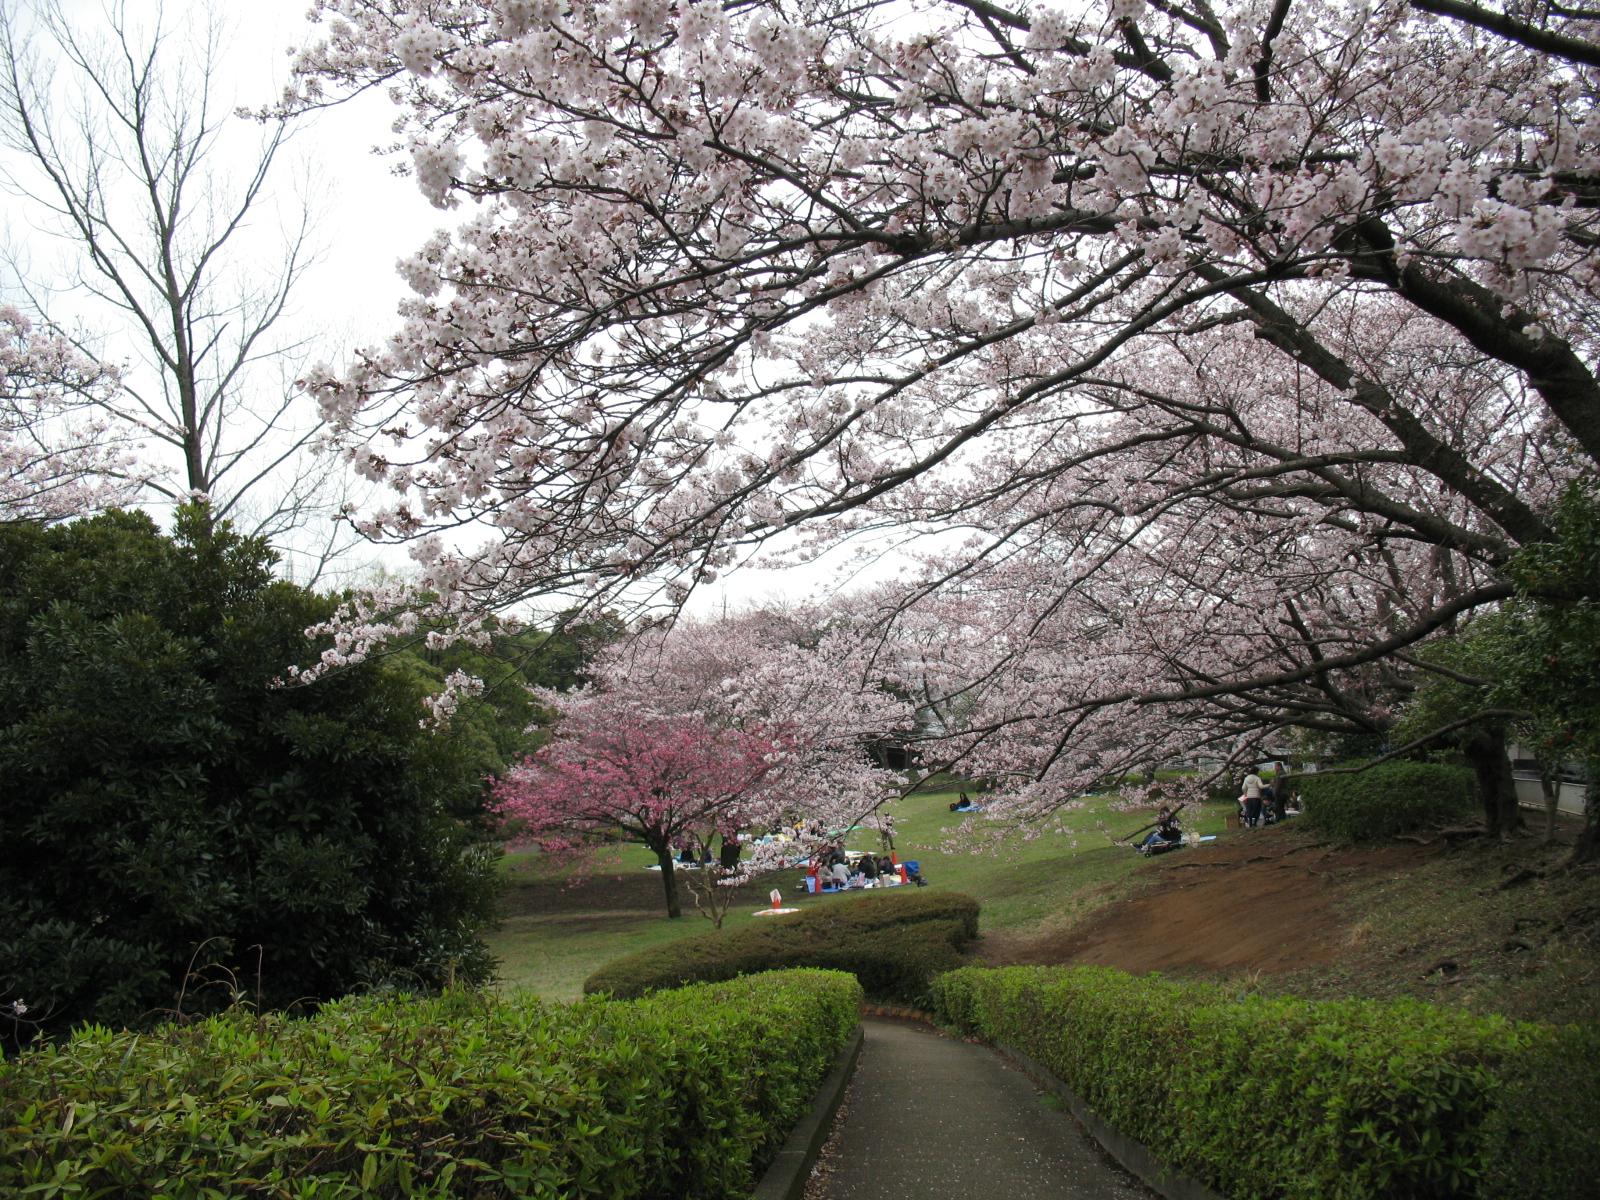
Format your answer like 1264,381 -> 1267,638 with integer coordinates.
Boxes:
0,0 -> 362,567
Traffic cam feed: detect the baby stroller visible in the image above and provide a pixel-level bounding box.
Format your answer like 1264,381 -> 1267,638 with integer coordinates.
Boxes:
1237,793 -> 1278,828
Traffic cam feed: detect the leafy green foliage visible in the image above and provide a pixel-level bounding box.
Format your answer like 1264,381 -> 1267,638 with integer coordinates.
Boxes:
1499,482 -> 1600,763
583,889 -> 980,1004
1297,761 -> 1476,841
0,970 -> 861,1198
394,606 -> 627,798
1390,617 -> 1512,749
1390,483 -> 1600,841
930,966 -> 1597,1200
1475,1020 -> 1600,1200
0,508 -> 499,1049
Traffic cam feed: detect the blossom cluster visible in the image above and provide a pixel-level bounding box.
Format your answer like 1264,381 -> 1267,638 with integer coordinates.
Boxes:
0,306 -> 145,520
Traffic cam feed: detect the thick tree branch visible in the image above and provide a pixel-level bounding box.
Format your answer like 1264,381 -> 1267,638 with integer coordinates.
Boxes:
1411,0 -> 1600,68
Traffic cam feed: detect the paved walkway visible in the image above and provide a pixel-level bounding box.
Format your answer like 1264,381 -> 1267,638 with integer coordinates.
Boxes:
810,1019 -> 1155,1200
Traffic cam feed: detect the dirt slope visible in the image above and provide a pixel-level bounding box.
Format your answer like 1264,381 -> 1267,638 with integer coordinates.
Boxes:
985,829 -> 1432,977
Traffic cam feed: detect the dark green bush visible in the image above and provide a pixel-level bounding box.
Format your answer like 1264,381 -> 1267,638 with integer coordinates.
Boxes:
930,965 -> 1596,1200
1297,760 -> 1476,840
0,508 -> 499,1050
0,969 -> 861,1198
584,889 -> 980,1003
1476,1019 -> 1600,1200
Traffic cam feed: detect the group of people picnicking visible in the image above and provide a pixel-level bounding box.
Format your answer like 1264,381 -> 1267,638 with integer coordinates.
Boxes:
655,816 -> 928,893
804,844 -> 923,892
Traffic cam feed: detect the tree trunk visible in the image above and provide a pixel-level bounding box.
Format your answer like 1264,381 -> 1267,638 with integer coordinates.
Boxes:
1540,764 -> 1560,844
1568,763 -> 1600,865
1494,741 -> 1525,836
1465,725 -> 1523,837
651,842 -> 683,918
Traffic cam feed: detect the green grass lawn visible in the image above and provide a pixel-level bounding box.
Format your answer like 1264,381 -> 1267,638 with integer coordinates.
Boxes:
486,785 -> 1230,1000
854,785 -> 1232,934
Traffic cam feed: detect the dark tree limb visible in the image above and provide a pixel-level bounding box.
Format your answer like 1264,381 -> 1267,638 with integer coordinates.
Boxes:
1254,0 -> 1294,101
1411,0 -> 1600,69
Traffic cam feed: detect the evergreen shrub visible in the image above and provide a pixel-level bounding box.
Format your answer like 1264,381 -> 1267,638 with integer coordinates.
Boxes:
0,970 -> 861,1198
584,889 -> 979,1003
930,965 -> 1595,1200
1297,760 -> 1476,840
0,509 -> 501,1049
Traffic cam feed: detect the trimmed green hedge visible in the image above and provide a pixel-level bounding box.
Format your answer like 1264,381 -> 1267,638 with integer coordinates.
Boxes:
584,889 -> 980,1004
930,965 -> 1597,1200
1298,760 -> 1476,840
0,970 -> 861,1199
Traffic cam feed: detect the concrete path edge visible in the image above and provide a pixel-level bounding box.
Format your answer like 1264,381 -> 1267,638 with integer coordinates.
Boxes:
991,1042 -> 1228,1200
750,1024 -> 865,1200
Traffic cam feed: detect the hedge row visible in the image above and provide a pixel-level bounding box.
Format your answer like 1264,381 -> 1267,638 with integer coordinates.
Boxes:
930,965 -> 1598,1200
1297,760 -> 1477,840
584,889 -> 980,1003
0,969 -> 862,1199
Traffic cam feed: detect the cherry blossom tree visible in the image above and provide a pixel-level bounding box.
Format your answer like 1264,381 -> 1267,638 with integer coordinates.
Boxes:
495,608 -> 914,917
593,609 -> 916,833
845,306 -> 1541,831
0,304 -> 142,519
287,1 -> 1600,826
493,698 -> 791,919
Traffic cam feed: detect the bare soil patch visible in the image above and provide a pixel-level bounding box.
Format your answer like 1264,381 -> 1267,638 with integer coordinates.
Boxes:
984,827 -> 1433,977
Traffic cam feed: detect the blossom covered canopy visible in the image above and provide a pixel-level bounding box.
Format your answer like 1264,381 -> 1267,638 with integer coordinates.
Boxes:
292,0 -> 1594,579
288,1 -> 1600,807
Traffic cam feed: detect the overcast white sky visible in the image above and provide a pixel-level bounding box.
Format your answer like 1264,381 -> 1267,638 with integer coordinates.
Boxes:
6,1 -> 445,351
205,2 -> 443,353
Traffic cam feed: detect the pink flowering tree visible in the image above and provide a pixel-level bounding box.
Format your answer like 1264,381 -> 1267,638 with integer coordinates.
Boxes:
588,609 -> 917,852
496,608 -> 914,918
494,696 -> 793,919
0,306 -> 142,520
285,2 -> 1600,829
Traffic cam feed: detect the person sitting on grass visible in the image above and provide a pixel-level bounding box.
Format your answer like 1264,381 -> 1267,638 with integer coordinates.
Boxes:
1139,808 -> 1183,854
830,860 -> 851,889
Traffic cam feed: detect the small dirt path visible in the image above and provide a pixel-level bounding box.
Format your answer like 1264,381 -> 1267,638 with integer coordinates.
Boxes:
805,1019 -> 1153,1200
984,827 -> 1433,975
